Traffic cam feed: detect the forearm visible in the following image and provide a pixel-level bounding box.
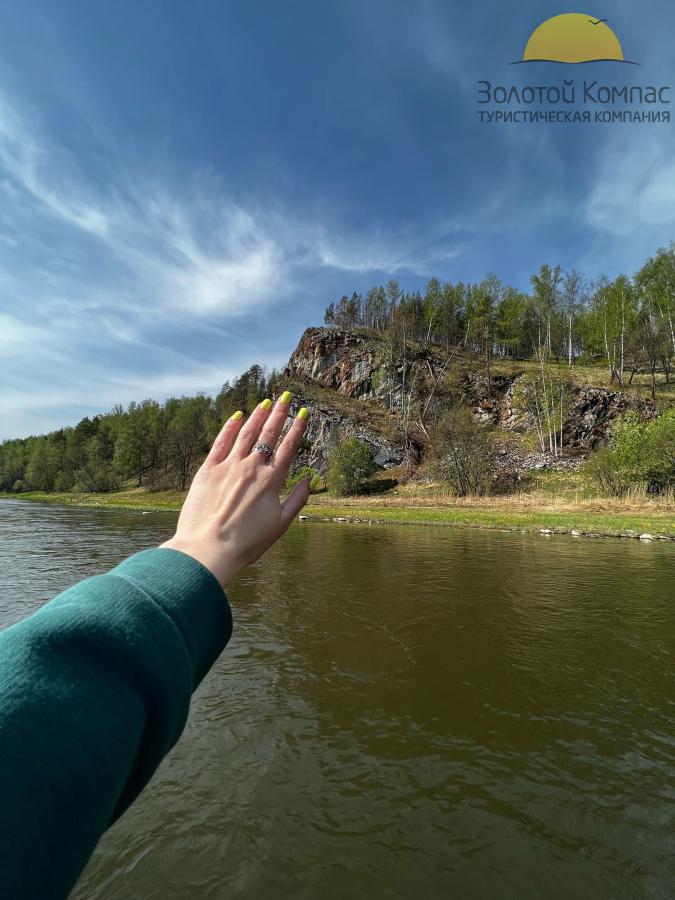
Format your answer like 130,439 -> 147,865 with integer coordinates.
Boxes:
0,547 -> 232,900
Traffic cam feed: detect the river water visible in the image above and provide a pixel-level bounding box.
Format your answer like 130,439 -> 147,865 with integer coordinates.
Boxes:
0,499 -> 673,899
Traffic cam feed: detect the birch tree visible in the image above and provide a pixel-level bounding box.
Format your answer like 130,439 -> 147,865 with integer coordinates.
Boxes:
561,269 -> 585,367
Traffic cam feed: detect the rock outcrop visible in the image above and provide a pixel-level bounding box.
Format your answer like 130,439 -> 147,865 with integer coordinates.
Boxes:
460,369 -> 658,449
561,388 -> 657,449
285,328 -> 379,399
285,326 -> 445,411
461,372 -> 526,427
283,327 -> 661,472
286,397 -> 404,474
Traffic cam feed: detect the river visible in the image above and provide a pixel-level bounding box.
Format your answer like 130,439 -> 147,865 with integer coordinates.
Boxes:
0,499 -> 673,899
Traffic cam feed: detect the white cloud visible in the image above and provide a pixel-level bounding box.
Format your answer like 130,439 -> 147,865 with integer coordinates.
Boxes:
106,194 -> 286,317
0,86 -> 465,439
0,87 -> 455,331
585,132 -> 675,236
314,236 -> 463,274
0,314 -> 50,358
0,96 -> 109,236
0,91 -> 289,325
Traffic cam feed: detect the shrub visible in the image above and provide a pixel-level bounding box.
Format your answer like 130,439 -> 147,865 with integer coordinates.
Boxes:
643,409 -> 675,492
429,406 -> 494,497
585,410 -> 675,496
327,437 -> 376,496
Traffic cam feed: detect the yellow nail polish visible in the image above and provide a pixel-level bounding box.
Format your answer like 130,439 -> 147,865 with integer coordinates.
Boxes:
229,410 -> 243,421
279,390 -> 292,405
297,407 -> 309,420
259,398 -> 273,410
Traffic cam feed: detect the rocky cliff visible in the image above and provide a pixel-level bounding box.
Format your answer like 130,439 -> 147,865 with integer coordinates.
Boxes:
283,327 -> 660,474
285,328 -> 379,399
285,326 -> 445,409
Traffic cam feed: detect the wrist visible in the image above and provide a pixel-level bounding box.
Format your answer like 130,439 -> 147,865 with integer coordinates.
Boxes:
159,537 -> 238,588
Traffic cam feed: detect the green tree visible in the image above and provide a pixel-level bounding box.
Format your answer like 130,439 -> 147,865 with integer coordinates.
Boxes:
466,275 -> 502,392
25,439 -> 61,492
165,395 -> 212,490
422,278 -> 442,343
495,287 -> 528,358
73,417 -> 121,492
114,400 -> 159,486
0,440 -> 28,491
327,437 -> 376,496
636,244 -> 675,359
635,246 -> 675,391
515,364 -> 573,457
530,264 -> 562,355
561,269 -> 586,366
584,275 -> 638,385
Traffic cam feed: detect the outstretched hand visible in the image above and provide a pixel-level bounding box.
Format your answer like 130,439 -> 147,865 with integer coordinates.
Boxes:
160,391 -> 310,587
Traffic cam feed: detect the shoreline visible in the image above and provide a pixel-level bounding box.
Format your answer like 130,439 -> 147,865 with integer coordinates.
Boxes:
2,491 -> 673,541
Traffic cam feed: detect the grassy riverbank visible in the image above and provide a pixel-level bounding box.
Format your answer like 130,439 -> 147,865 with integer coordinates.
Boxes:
3,484 -> 673,539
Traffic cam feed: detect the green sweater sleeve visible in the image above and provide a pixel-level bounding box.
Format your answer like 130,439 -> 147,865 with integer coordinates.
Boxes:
0,547 -> 233,900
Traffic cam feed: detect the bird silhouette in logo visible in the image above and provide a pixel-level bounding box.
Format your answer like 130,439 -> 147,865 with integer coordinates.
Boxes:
588,17 -> 608,25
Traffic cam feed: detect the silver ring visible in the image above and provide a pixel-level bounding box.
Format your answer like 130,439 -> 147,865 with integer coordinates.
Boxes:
251,441 -> 274,463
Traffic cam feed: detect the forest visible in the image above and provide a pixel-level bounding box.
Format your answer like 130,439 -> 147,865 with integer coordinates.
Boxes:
323,244 -> 675,397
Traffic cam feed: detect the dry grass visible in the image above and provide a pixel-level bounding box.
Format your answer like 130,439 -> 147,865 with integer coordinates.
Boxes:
491,358 -> 675,405
307,483 -> 674,519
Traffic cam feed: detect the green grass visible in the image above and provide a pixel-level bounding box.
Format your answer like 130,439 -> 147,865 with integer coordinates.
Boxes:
0,490 -> 184,511
302,502 -> 674,537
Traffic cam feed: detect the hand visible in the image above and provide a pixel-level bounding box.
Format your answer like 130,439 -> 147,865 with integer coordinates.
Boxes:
160,392 -> 310,587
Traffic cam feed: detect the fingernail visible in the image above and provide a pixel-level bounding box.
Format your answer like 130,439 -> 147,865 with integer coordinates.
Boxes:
229,410 -> 243,421
279,390 -> 292,405
259,398 -> 273,410
297,407 -> 309,420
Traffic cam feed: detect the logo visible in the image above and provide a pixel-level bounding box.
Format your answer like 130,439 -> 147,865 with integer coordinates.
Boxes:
476,10 -> 670,124
512,13 -> 638,65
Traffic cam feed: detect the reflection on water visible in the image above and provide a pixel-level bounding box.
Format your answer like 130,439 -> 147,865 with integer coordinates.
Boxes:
1,499 -> 673,899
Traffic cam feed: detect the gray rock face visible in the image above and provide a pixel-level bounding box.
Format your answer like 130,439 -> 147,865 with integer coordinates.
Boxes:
285,326 -> 445,412
285,328 -> 379,399
493,448 -> 584,474
563,388 -> 657,450
461,372 -> 528,428
286,398 -> 404,474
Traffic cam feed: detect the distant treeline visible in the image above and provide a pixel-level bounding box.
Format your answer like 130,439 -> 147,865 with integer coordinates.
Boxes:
324,244 -> 675,394
0,365 -> 282,494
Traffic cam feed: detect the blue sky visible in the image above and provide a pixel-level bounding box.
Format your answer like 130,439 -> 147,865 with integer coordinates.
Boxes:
1,0 -> 673,439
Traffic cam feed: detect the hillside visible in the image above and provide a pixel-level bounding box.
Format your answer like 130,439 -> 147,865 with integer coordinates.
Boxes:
278,326 -> 662,479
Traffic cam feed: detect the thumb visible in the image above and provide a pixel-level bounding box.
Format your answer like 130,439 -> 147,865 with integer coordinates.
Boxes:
280,476 -> 311,530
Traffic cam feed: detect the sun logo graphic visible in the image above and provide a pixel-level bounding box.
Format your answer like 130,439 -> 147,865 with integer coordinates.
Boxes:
512,13 -> 638,65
